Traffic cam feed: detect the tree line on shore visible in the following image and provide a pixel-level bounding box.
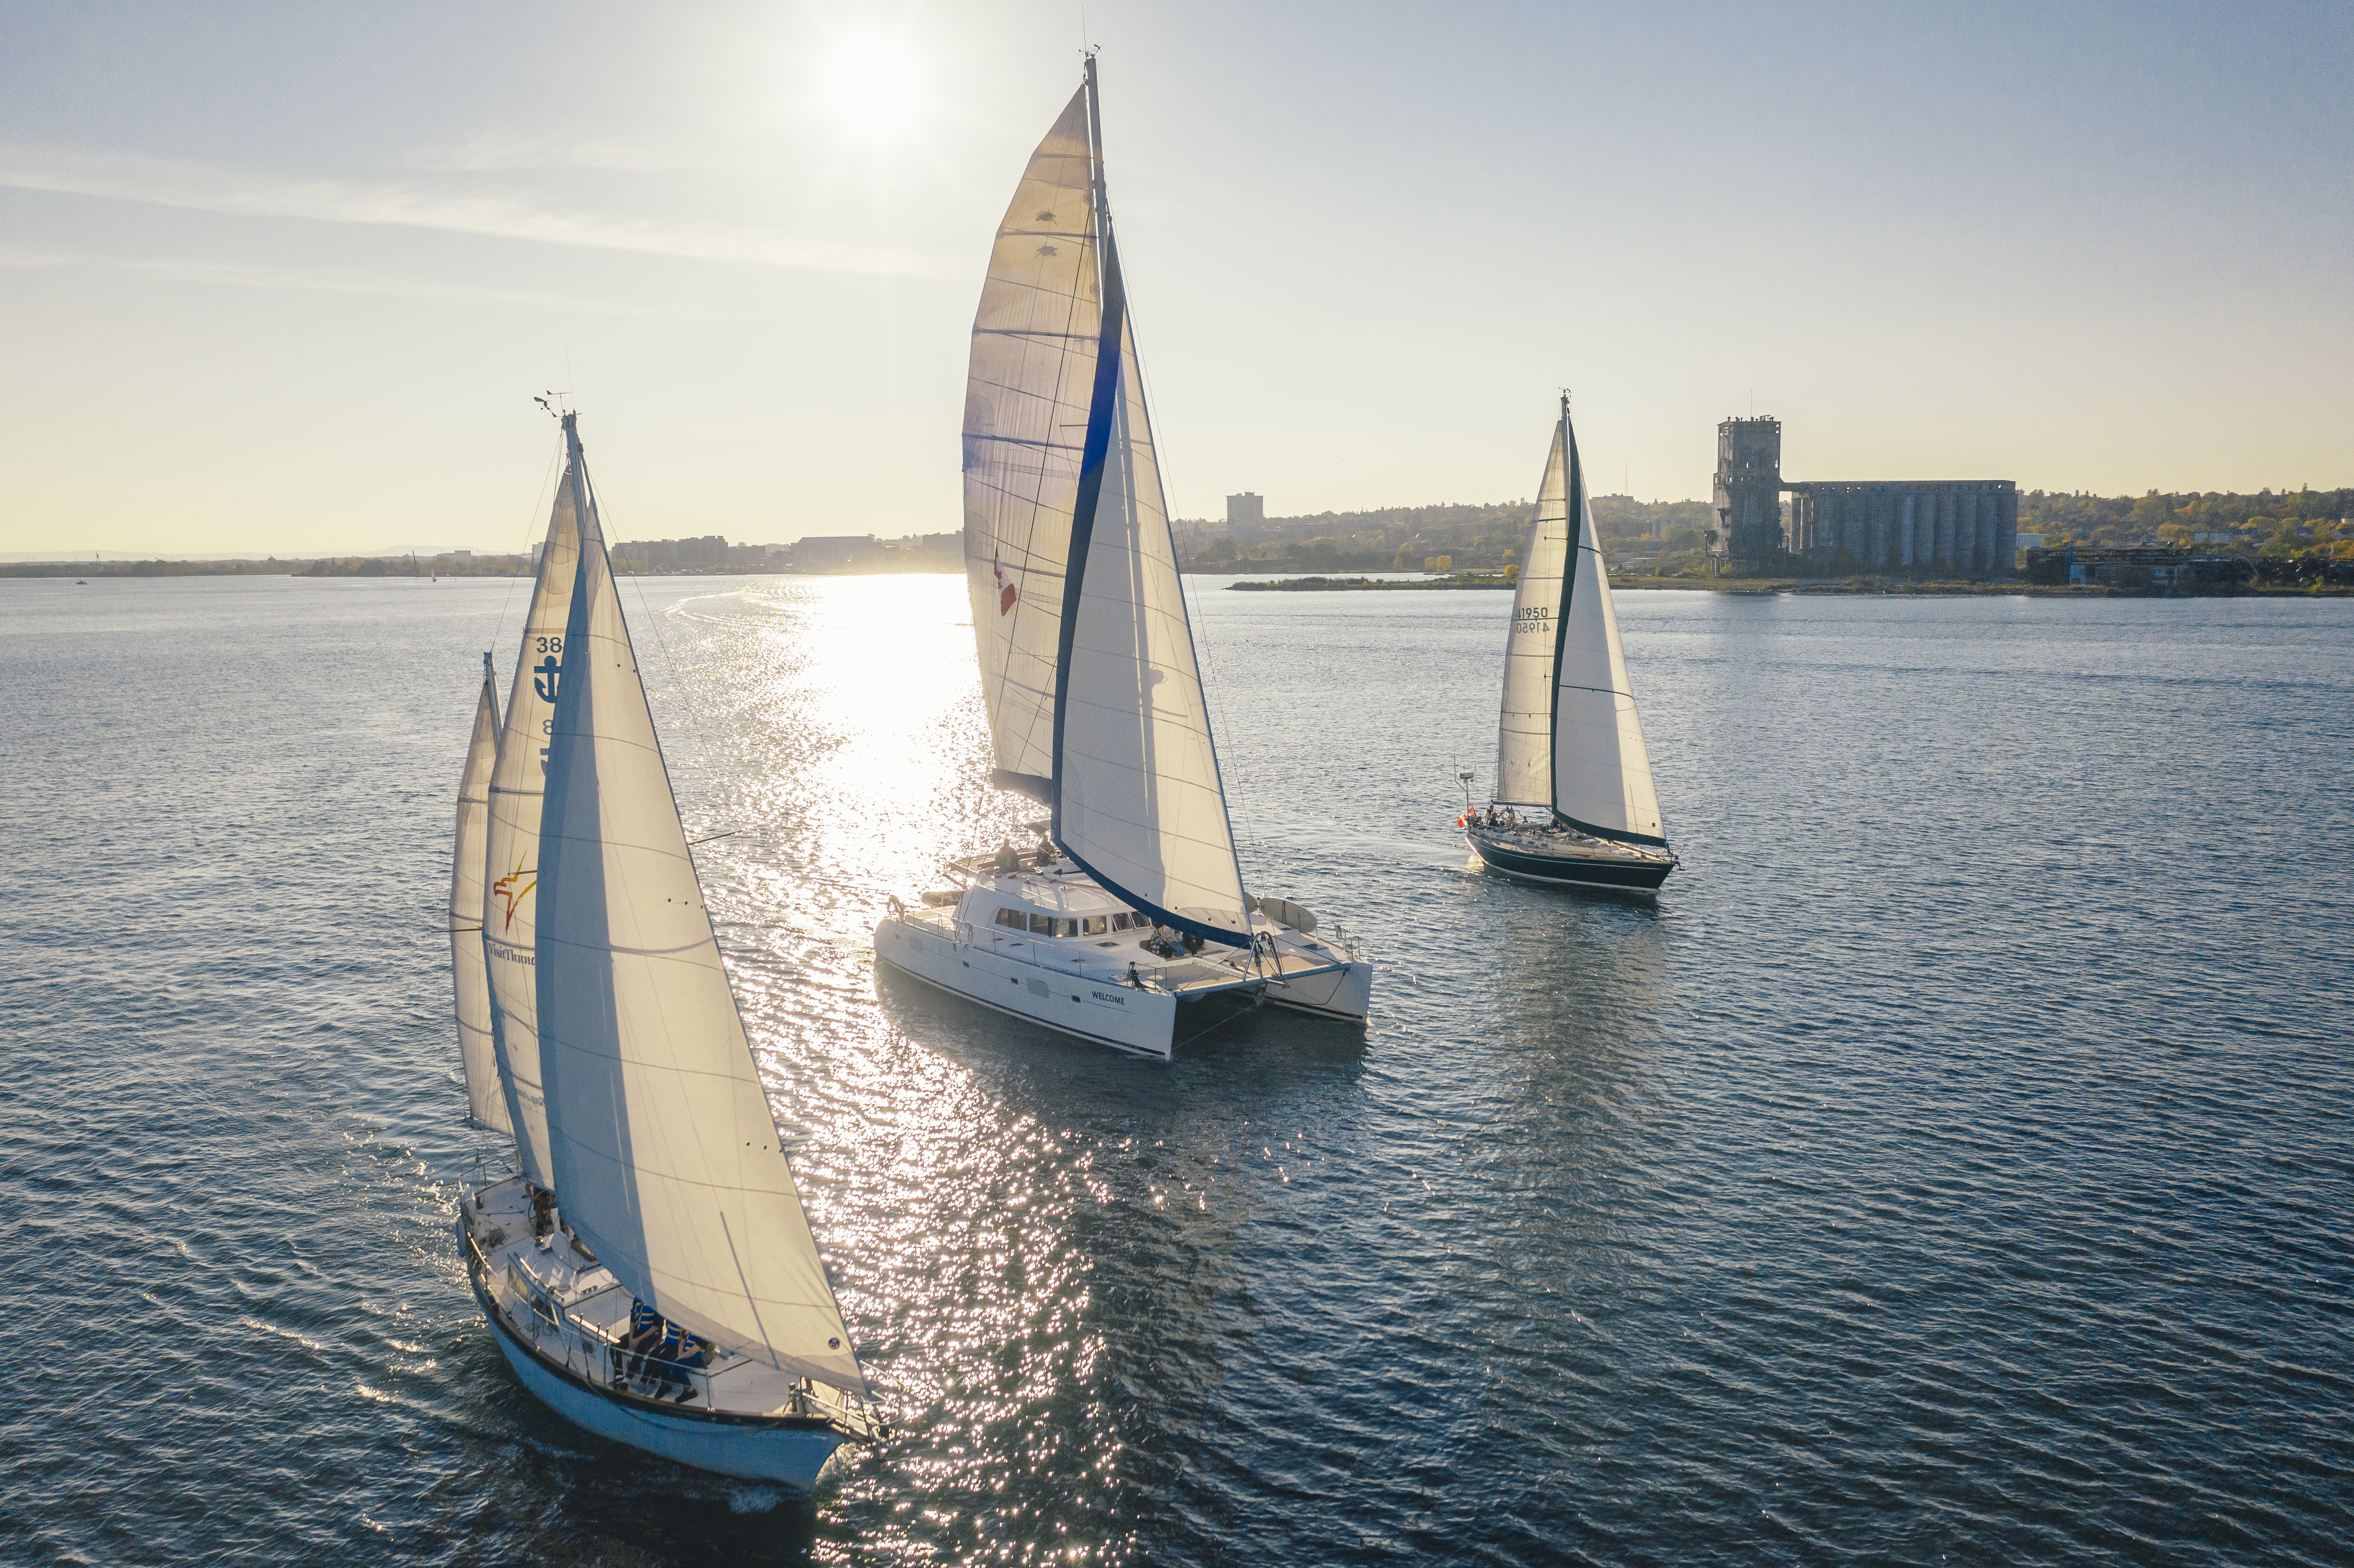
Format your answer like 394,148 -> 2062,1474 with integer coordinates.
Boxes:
2023,487 -> 2351,560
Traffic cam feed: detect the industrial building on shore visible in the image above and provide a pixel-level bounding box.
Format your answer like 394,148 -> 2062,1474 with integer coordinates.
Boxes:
1712,417 -> 2018,576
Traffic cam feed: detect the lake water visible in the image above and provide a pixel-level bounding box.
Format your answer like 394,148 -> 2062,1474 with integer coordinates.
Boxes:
4,575 -> 2349,1565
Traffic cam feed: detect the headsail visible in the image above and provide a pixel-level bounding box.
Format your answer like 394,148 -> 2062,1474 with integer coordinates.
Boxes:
450,653 -> 513,1133
969,59 -> 1251,947
963,83 -> 1102,802
482,453 -> 584,1185
535,414 -> 866,1393
1056,280 -> 1251,943
1495,422 -> 1572,809
1548,405 -> 1667,846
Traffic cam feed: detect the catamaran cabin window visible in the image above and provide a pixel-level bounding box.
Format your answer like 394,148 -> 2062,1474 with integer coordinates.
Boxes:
1082,916 -> 1108,936
993,908 -> 1025,930
1027,913 -> 1052,934
1110,913 -> 1136,931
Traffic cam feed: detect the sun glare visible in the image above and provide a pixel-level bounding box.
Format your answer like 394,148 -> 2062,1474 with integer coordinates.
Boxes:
821,34 -> 924,140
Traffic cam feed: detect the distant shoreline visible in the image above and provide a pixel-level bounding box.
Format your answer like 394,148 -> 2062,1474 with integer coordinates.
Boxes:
1222,573 -> 2350,598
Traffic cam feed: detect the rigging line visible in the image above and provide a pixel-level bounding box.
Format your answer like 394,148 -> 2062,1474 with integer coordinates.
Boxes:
598,488 -> 727,842
491,438 -> 565,685
1123,292 -> 1268,887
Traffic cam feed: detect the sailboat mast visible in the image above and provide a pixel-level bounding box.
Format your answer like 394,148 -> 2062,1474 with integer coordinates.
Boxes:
1048,52 -> 1128,850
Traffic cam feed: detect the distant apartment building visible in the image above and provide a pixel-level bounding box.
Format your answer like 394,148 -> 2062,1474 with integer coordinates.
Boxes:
614,534 -> 730,570
789,535 -> 882,571
1226,492 -> 1264,528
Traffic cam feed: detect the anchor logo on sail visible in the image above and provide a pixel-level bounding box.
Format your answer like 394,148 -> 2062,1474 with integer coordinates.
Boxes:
993,551 -> 1017,615
491,858 -> 537,930
532,655 -> 562,704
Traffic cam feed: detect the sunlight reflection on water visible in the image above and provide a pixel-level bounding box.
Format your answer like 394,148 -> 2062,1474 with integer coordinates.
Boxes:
4,576 -> 2349,1566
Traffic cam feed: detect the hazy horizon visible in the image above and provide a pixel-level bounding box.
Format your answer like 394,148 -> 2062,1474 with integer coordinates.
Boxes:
3,0 -> 2347,558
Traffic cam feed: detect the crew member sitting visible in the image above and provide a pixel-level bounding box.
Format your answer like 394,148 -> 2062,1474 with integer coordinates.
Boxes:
621,1301 -> 712,1403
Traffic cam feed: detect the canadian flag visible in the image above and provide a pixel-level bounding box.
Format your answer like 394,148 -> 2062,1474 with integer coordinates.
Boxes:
993,551 -> 1017,614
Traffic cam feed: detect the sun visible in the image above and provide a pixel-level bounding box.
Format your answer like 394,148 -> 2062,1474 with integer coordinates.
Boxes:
821,32 -> 924,140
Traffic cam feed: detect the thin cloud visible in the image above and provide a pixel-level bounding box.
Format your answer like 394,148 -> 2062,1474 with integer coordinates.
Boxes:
0,246 -> 658,312
0,146 -> 956,278
415,129 -> 706,174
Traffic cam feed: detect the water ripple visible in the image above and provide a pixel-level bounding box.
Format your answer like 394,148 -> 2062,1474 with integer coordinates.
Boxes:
1,577 -> 2348,1564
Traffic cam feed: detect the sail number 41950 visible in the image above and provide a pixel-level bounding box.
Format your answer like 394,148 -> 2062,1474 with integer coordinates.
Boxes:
1513,606 -> 1552,632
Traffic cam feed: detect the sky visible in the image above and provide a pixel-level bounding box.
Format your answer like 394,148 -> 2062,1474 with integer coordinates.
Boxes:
1,0 -> 2347,557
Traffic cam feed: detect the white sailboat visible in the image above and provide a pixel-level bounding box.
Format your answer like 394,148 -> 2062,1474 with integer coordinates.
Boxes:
450,651 -> 513,1133
873,57 -> 1371,1058
1462,397 -> 1676,892
457,412 -> 881,1487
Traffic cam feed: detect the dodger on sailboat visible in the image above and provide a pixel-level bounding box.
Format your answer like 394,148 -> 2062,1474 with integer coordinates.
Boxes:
455,412 -> 880,1487
872,56 -> 1371,1057
1462,397 -> 1676,892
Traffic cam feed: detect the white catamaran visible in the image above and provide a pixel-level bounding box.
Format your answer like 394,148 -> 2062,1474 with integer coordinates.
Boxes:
453,412 -> 881,1487
873,57 -> 1371,1058
1462,397 -> 1676,893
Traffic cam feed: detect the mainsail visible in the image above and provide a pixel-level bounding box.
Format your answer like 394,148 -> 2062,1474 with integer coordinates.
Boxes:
964,58 -> 1252,946
535,414 -> 865,1392
1493,400 -> 1667,846
963,83 -> 1101,801
481,454 -> 584,1185
450,653 -> 513,1132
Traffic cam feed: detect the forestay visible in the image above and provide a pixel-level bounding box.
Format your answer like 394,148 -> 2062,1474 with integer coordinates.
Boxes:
449,654 -> 513,1133
1548,411 -> 1667,846
1494,421 -> 1572,809
963,84 -> 1102,801
482,463 -> 581,1186
535,418 -> 865,1393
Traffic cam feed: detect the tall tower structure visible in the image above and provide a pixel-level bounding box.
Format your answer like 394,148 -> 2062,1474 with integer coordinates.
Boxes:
1712,418 -> 1786,573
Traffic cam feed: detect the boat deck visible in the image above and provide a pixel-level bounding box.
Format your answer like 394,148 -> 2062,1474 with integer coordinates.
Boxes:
900,866 -> 1355,998
460,1176 -> 878,1436
1466,821 -> 1672,865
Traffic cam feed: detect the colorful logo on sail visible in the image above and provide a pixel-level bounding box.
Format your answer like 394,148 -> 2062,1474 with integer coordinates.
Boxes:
993,551 -> 1017,615
491,859 -> 537,929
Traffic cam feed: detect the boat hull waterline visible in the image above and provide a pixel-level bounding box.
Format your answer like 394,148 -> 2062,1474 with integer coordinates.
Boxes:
460,1177 -> 871,1489
1464,825 -> 1673,893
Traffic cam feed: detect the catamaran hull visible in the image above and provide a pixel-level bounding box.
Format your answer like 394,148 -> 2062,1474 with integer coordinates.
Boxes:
1260,960 -> 1373,1022
467,1250 -> 851,1489
874,916 -> 1181,1057
1466,833 -> 1673,893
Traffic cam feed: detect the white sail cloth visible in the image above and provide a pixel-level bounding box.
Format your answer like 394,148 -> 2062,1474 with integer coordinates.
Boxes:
1057,298 -> 1249,941
449,656 -> 513,1132
1493,406 -> 1666,846
1495,425 -> 1572,809
963,84 -> 1101,797
482,470 -> 582,1186
1550,418 -> 1665,845
964,63 -> 1252,944
536,423 -> 865,1393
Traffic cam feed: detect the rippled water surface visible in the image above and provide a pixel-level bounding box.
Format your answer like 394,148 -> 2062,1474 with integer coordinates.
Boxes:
4,575 -> 2350,1565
